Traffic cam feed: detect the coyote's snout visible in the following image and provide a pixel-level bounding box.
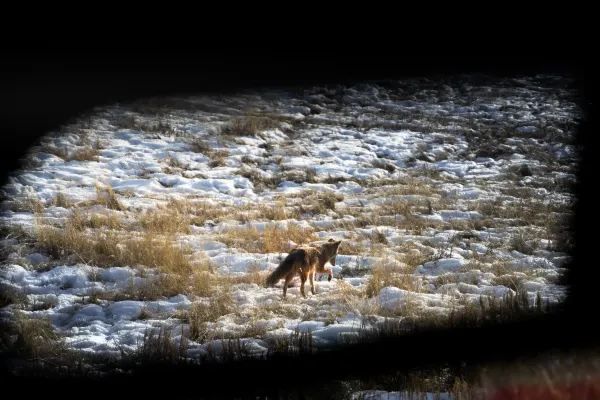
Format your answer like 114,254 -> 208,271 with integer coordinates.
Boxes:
265,238 -> 342,298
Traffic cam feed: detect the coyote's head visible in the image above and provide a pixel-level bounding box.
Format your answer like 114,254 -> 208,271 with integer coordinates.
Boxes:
320,238 -> 342,266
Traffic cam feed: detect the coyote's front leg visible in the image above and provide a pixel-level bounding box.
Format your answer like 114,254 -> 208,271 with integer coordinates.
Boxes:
300,271 -> 308,298
317,265 -> 333,282
309,272 -> 315,295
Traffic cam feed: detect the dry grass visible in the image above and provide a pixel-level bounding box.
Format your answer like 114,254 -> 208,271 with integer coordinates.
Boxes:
365,177 -> 435,196
218,225 -> 261,252
219,223 -> 318,253
69,146 -> 100,162
135,326 -> 186,363
138,207 -> 191,234
472,197 -> 565,228
188,290 -> 234,342
104,257 -> 214,301
41,136 -> 102,162
227,198 -> 300,223
0,282 -> 27,308
166,156 -> 188,170
35,215 -> 192,274
69,208 -> 124,230
42,145 -> 69,159
35,219 -> 114,263
491,274 -> 526,292
240,154 -> 259,166
221,115 -> 280,136
120,273 -> 187,301
371,158 -> 396,173
380,197 -> 413,217
94,185 -> 124,211
88,212 -> 124,230
167,198 -> 226,226
474,199 -> 511,219
266,330 -> 315,356
336,238 -> 370,256
509,228 -> 539,255
9,195 -> 44,213
297,190 -> 344,215
237,317 -> 270,339
189,270 -> 219,297
122,233 -> 192,274
266,223 -> 318,253
305,167 -> 317,183
317,191 -> 344,211
368,197 -> 441,235
486,261 -> 515,277
500,185 -> 538,199
329,280 -> 366,313
189,137 -> 212,154
187,137 -> 230,167
249,305 -> 298,323
398,215 -> 437,235
118,117 -> 177,136
207,150 -> 229,168
365,259 -> 421,297
255,199 -> 300,221
13,313 -> 64,359
398,244 -> 431,270
369,229 -> 389,245
227,264 -> 269,286
447,218 -> 488,232
52,192 -> 72,208
237,167 -> 280,191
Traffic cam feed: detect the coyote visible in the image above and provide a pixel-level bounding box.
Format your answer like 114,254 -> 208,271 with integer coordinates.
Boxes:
265,239 -> 342,298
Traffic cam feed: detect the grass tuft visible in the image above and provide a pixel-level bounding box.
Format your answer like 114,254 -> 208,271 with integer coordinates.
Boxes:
138,207 -> 191,234
221,115 -> 280,136
95,185 -> 124,211
365,259 -> 421,297
219,223 -> 318,253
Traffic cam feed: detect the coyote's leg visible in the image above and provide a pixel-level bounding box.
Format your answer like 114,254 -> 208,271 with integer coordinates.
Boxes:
283,274 -> 294,299
318,267 -> 332,281
300,271 -> 308,298
317,264 -> 332,276
309,271 -> 315,295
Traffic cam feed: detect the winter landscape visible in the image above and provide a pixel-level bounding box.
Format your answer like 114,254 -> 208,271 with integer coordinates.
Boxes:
0,74 -> 581,396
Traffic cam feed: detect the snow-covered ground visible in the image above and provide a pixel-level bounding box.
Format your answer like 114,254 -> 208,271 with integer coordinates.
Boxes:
0,75 -> 579,362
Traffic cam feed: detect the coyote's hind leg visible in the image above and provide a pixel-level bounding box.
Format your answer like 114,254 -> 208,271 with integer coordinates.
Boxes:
283,274 -> 294,299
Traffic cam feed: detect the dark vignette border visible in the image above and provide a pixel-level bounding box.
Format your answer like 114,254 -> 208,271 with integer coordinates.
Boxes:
0,39 -> 595,399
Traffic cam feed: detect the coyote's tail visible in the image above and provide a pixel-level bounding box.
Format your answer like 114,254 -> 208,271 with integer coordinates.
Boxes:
265,256 -> 295,287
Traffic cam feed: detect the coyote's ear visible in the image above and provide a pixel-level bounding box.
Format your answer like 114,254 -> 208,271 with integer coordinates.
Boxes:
335,240 -> 342,246
328,238 -> 335,242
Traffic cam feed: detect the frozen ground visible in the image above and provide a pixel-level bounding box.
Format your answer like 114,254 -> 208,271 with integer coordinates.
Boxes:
0,75 -> 580,362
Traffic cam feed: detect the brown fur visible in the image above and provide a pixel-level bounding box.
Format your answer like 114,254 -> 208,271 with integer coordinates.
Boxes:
265,239 -> 342,298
